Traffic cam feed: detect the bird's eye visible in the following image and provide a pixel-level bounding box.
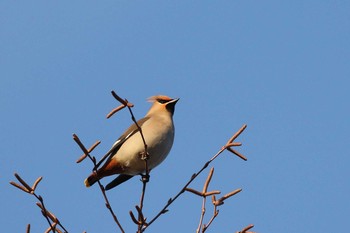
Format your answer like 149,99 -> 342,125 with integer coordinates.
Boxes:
157,99 -> 169,104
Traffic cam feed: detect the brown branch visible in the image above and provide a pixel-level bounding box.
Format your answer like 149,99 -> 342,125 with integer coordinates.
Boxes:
202,204 -> 219,232
106,91 -> 150,232
227,124 -> 247,144
26,224 -> 30,233
197,195 -> 207,233
106,104 -> 126,119
125,99 -> 149,232
111,90 -> 134,107
107,91 -> 134,119
203,167 -> 214,193
31,177 -> 43,192
10,180 -> 30,193
226,147 -> 247,161
75,92 -> 151,233
136,174 -> 148,232
141,150 -> 223,232
10,173 -> 67,233
213,188 -> 242,206
97,180 -> 125,233
187,168 -> 223,233
197,167 -> 215,233
76,140 -> 101,163
185,188 -> 221,198
73,134 -> 125,233
129,210 -> 139,225
14,173 -> 32,192
237,224 -> 255,233
141,124 -> 248,232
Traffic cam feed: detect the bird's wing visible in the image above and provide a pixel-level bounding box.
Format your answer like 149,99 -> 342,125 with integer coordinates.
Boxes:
95,117 -> 150,169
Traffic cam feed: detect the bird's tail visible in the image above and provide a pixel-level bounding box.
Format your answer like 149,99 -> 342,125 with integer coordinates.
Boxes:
84,172 -> 99,187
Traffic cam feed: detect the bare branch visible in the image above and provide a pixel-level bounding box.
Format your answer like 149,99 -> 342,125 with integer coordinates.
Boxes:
14,173 -> 33,192
226,147 -> 247,161
226,142 -> 242,147
97,180 -> 125,233
226,124 -> 247,144
196,196 -> 206,233
74,134 -> 125,233
185,188 -> 204,197
194,168 -> 220,233
204,190 -> 221,197
203,167 -> 215,194
202,207 -> 219,232
10,173 -> 68,232
10,181 -> 30,193
237,224 -> 255,233
110,90 -> 134,107
31,177 -> 43,192
73,134 -> 92,160
110,91 -> 150,233
26,224 -> 30,233
142,125 -> 248,232
214,188 -> 242,206
76,140 -> 101,163
107,104 -> 126,119
129,210 -> 139,225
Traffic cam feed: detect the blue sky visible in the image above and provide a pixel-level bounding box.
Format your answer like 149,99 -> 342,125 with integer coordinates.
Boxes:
1,1 -> 349,232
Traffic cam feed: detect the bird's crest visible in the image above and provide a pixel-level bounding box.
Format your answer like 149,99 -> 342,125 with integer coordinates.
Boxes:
147,95 -> 173,103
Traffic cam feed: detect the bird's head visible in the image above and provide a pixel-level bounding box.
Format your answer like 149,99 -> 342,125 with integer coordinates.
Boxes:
146,95 -> 179,117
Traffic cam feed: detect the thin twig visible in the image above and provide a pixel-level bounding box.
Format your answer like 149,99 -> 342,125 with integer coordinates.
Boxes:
237,224 -> 255,233
141,147 -> 224,232
141,124 -> 247,232
36,199 -> 68,233
97,180 -> 125,233
76,140 -> 101,163
125,101 -> 149,232
213,189 -> 242,206
136,176 -> 148,232
196,167 -> 214,233
10,173 -> 66,233
73,134 -> 125,233
108,91 -> 150,232
202,204 -> 219,232
197,196 -> 207,233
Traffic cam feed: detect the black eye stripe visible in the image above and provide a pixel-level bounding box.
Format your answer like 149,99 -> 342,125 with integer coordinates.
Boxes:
157,99 -> 169,104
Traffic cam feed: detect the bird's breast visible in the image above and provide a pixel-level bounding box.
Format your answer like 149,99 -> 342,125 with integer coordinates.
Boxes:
113,116 -> 175,175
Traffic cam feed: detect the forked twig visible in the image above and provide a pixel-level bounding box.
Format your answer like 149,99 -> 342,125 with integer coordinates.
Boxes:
186,166 -> 242,233
13,90 -> 251,232
106,91 -> 134,119
75,91 -> 151,233
203,201 -> 219,232
141,124 -> 247,232
73,134 -> 125,233
192,167 -> 217,233
75,92 -> 249,232
108,91 -> 150,232
10,174 -> 68,233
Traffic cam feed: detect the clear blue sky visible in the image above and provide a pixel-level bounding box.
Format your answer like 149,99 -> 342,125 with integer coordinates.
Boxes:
1,1 -> 349,232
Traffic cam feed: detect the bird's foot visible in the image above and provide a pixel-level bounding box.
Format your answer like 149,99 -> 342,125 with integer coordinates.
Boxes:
141,173 -> 150,183
139,151 -> 150,161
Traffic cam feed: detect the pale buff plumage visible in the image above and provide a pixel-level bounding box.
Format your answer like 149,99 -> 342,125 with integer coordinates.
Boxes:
84,95 -> 179,190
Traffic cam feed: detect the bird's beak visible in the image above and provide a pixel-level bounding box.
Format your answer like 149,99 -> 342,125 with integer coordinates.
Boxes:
170,98 -> 180,104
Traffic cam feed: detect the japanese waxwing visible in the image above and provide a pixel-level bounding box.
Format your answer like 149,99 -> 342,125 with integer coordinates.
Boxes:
84,95 -> 179,190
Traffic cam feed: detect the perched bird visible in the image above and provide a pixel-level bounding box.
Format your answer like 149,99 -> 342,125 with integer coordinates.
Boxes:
84,95 -> 179,190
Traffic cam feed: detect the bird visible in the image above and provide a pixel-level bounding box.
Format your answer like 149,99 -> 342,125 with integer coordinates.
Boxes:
84,95 -> 179,190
